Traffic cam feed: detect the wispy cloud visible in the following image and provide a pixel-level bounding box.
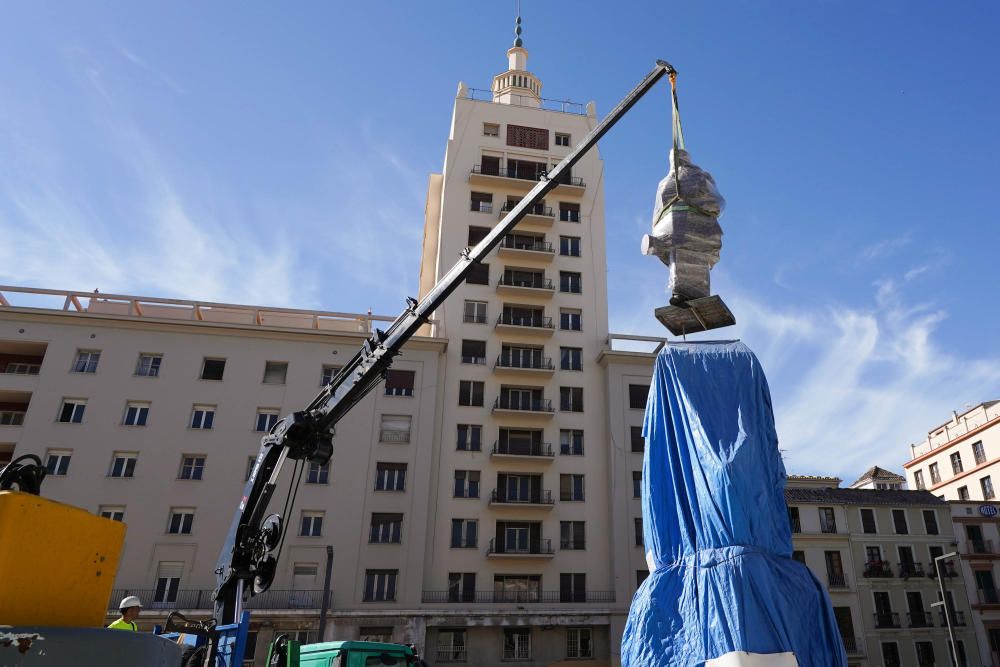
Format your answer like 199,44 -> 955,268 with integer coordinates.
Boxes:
858,232 -> 912,262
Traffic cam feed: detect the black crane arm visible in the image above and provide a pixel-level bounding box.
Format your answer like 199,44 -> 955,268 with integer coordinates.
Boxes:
213,59 -> 677,624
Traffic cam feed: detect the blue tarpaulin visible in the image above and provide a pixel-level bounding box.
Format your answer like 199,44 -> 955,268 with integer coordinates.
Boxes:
622,341 -> 846,666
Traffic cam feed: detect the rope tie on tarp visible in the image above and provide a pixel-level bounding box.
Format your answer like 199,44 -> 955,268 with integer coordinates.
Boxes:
649,544 -> 778,573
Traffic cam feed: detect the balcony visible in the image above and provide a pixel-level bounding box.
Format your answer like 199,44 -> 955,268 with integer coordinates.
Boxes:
820,521 -> 839,534
495,314 -> 554,337
486,537 -> 555,558
841,636 -> 861,654
907,610 -> 934,628
873,612 -> 901,629
928,560 -> 958,578
379,429 -> 410,444
107,588 -> 331,612
940,610 -> 966,626
489,489 -> 554,509
977,588 -> 1000,606
420,590 -> 615,604
789,518 -> 802,534
0,390 -> 32,429
968,539 -> 995,555
470,164 -> 585,196
0,341 -> 47,384
497,237 -> 555,261
498,201 -> 556,229
863,561 -> 894,578
559,209 -> 581,223
496,275 -> 554,297
898,562 -> 926,579
491,440 -> 554,460
827,572 -> 848,589
493,355 -> 554,377
492,396 -> 554,418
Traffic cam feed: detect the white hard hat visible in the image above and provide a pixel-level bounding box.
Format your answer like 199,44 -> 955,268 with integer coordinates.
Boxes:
119,595 -> 143,610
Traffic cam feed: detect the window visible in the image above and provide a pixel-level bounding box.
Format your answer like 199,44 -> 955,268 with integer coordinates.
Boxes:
560,474 -> 584,501
470,192 -> 494,217
0,410 -> 24,425
379,414 -> 412,443
503,628 -> 531,661
915,641 -> 934,667
454,470 -> 481,498
320,364 -> 341,386
447,573 -> 476,603
461,340 -> 486,365
450,519 -> 478,548
4,362 -> 39,375
559,235 -> 581,257
630,426 -> 644,453
929,462 -> 941,484
560,386 -> 583,412
825,551 -> 845,587
136,354 -> 162,377
369,513 -> 403,543
560,429 -> 583,455
951,451 -> 964,474
58,399 -> 86,423
860,508 -> 877,534
788,507 -> 801,532
880,642 -> 901,667
190,404 -> 215,429
983,476 -> 995,500
167,507 -> 195,534
483,123 -> 499,137
179,455 -> 206,480
566,628 -> 592,659
958,485 -> 970,500
200,358 -> 226,380
792,550 -> 806,564
819,507 -> 837,533
891,509 -> 908,534
913,470 -> 925,490
559,202 -> 581,223
507,124 -> 548,150
45,449 -> 72,475
122,401 -> 149,426
262,361 -> 288,384
244,631 -> 258,662
465,263 -> 490,285
375,462 -> 406,491
154,562 -> 182,605
437,628 -> 467,662
973,440 -> 986,465
99,505 -> 125,522
307,461 -> 329,484
633,471 -> 642,498
555,132 -> 571,147
457,424 -> 482,451
560,573 -> 586,603
634,518 -> 643,546
559,271 -> 582,293
637,570 -> 649,587
109,452 -> 137,478
463,300 -> 487,324
560,521 -> 585,550
72,350 -> 100,373
923,510 -> 939,535
363,569 -> 398,602
467,226 -> 490,246
458,380 -> 484,407
629,384 -> 649,410
255,409 -> 279,432
300,511 -> 324,537
560,347 -> 582,371
385,369 -> 415,396
560,308 -> 582,331
950,639 -> 968,667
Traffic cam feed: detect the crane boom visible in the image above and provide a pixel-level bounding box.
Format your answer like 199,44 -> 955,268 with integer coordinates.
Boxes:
213,59 -> 677,624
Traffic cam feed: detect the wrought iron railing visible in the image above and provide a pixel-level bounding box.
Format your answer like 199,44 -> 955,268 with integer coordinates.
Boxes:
499,238 -> 554,253
495,355 -> 554,371
487,537 -> 554,556
899,562 -> 926,578
499,201 -> 554,218
379,429 -> 410,443
493,396 -> 554,413
873,612 -> 901,629
969,539 -> 995,554
421,590 -> 615,603
492,441 -> 554,457
496,314 -> 553,329
490,489 -> 554,505
827,572 -> 847,588
497,276 -> 553,290
908,610 -> 934,628
863,561 -> 894,578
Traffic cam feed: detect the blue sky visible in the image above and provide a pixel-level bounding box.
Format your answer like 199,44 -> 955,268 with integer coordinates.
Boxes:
2,1 -> 998,480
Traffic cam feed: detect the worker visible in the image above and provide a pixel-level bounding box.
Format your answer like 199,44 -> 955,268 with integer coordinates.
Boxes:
108,595 -> 142,631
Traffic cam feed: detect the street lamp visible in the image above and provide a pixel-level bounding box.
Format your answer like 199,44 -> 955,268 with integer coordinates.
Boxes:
930,551 -> 960,667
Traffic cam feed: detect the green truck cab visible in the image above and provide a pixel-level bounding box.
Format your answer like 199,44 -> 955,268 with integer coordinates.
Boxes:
267,638 -> 424,667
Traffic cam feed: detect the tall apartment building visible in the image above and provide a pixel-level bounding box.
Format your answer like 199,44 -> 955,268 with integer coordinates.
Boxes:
0,32 -> 663,667
903,401 -> 1000,502
949,500 -> 1000,667
786,475 -> 980,667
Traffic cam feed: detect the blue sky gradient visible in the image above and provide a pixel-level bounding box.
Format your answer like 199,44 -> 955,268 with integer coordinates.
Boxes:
2,1 -> 998,479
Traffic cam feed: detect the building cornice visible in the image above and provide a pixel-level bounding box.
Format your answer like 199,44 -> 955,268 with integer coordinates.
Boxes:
904,415 -> 1000,468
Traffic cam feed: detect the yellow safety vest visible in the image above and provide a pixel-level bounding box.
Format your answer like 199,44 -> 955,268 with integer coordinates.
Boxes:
108,618 -> 138,631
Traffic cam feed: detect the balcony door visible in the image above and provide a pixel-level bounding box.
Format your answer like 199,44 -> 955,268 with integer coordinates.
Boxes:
505,525 -> 530,553
825,551 -> 844,585
290,563 -> 317,608
504,429 -> 541,455
976,570 -> 998,604
506,474 -> 532,502
906,591 -> 926,626
874,591 -> 893,625
502,346 -> 542,369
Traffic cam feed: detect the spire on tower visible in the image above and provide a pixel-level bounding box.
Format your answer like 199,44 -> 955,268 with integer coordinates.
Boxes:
513,7 -> 523,48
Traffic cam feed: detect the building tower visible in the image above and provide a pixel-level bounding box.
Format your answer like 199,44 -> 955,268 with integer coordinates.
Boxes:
416,15 -> 618,664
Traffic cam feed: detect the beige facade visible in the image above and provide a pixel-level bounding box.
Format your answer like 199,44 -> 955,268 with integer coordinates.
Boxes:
949,501 -> 1000,666
787,475 -> 980,667
0,37 -> 666,667
904,401 -> 1000,502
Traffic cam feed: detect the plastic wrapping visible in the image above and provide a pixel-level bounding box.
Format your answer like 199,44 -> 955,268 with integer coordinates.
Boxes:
621,342 -> 846,667
642,149 -> 724,301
